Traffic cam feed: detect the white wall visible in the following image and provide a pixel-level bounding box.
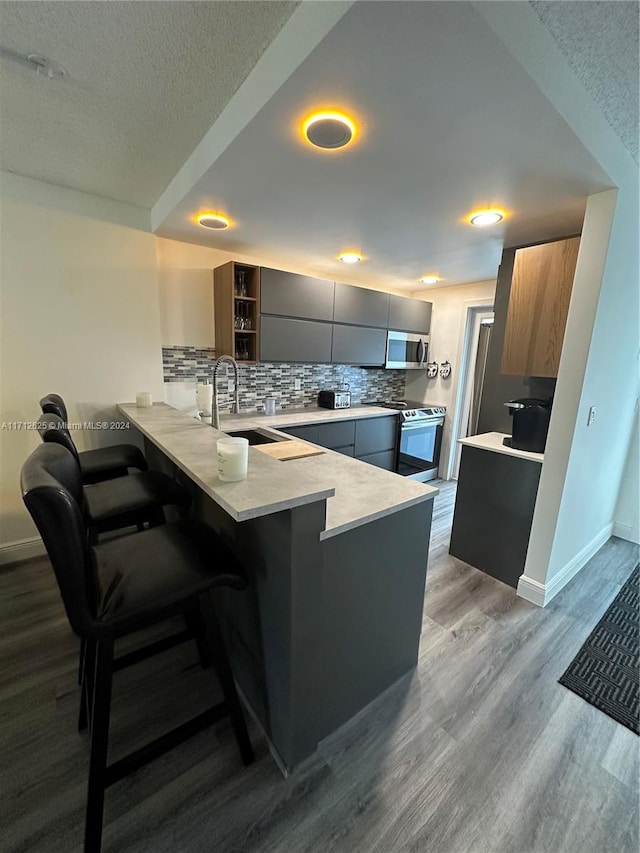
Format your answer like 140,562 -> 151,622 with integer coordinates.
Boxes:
404,280 -> 496,478
0,172 -> 164,556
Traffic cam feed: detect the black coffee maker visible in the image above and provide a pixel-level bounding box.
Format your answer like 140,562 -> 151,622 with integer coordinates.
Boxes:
504,398 -> 552,453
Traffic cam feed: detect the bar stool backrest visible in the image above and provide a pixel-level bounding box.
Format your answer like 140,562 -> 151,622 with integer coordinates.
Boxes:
21,443 -> 95,638
37,413 -> 81,466
39,393 -> 67,421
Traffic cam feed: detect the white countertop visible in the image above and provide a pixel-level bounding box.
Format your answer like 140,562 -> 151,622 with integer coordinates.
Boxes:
220,404 -> 397,431
118,403 -> 438,539
458,432 -> 544,463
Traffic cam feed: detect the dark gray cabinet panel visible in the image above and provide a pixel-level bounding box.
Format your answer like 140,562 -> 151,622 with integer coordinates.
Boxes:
260,268 -> 335,321
260,316 -> 332,364
388,295 -> 432,334
317,420 -> 356,449
354,416 -> 398,457
449,445 -> 541,588
331,324 -> 387,366
334,283 -> 390,328
334,445 -> 355,457
279,424 -> 320,443
357,450 -> 396,471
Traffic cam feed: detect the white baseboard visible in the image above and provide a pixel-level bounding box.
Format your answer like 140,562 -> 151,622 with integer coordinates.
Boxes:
517,522 -> 614,607
612,521 -> 640,544
0,536 -> 45,566
516,575 -> 546,607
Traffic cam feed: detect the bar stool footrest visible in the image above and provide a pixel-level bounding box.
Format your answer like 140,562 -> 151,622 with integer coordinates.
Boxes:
104,702 -> 229,788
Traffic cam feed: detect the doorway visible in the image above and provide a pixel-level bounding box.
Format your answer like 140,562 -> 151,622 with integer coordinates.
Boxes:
448,306 -> 494,479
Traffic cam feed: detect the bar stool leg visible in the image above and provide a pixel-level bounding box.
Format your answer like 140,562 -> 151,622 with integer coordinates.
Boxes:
184,610 -> 211,668
198,594 -> 254,767
78,638 -> 86,685
84,638 -> 114,853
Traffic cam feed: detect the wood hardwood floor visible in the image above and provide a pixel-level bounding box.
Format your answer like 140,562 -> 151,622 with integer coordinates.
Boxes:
2,481 -> 638,853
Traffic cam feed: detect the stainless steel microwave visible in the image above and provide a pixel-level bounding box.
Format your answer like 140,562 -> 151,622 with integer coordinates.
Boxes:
385,331 -> 429,369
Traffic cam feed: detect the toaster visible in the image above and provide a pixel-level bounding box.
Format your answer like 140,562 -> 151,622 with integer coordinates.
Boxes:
318,390 -> 351,410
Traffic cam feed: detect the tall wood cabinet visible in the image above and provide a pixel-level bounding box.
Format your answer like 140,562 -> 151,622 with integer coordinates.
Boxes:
214,261 -> 260,363
501,236 -> 580,377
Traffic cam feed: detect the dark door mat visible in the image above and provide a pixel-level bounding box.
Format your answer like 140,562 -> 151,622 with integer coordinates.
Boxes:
559,564 -> 639,734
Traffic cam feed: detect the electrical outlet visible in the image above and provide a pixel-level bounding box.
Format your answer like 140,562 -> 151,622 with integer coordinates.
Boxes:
294,379 -> 301,391
587,406 -> 596,426
227,379 -> 234,393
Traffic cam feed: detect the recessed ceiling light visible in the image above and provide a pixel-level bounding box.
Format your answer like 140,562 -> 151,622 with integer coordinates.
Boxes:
196,213 -> 230,230
303,111 -> 356,149
419,275 -> 440,285
469,209 -> 504,227
338,252 -> 362,264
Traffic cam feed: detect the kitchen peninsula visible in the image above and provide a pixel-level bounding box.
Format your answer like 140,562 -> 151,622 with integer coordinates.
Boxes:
118,403 -> 438,772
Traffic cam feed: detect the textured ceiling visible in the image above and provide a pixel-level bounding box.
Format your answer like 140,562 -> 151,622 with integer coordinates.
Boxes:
531,0 -> 639,163
0,1 -> 299,206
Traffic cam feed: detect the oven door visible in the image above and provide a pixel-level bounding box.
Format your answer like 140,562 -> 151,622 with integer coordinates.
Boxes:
397,417 -> 444,481
385,331 -> 428,369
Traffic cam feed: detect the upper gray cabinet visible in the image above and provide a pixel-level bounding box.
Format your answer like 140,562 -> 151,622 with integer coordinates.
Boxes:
260,268 -> 335,322
331,324 -> 387,366
333,283 -> 390,328
260,316 -> 333,364
388,294 -> 432,334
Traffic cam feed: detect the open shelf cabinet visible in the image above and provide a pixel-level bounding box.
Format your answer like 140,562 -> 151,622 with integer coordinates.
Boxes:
214,261 -> 260,363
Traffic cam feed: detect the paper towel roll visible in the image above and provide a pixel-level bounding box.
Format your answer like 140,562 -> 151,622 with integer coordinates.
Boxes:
196,383 -> 213,416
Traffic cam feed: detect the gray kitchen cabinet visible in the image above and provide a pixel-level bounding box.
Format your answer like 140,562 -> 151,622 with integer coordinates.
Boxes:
388,294 -> 432,334
317,420 -> 356,449
333,283 -> 390,328
356,450 -> 396,471
354,416 -> 398,457
279,424 -> 320,443
260,268 -> 335,322
334,445 -> 355,457
260,316 -> 333,364
331,324 -> 387,366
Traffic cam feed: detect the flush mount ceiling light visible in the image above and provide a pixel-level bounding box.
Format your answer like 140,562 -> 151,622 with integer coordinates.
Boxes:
419,275 -> 440,285
338,252 -> 362,264
303,111 -> 356,150
196,213 -> 230,230
469,209 -> 505,227
0,45 -> 66,80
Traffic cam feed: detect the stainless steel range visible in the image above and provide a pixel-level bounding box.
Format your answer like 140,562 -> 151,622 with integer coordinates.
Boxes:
365,400 -> 446,482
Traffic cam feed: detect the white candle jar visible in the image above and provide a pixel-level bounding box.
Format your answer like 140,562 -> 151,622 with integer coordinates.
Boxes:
136,392 -> 153,408
217,437 -> 249,482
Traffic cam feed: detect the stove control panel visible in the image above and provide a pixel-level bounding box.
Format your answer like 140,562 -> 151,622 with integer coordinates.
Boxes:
401,406 -> 446,421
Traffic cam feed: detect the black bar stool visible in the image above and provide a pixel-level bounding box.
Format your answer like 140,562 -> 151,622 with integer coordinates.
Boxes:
39,393 -> 147,483
21,442 -> 254,853
37,414 -> 189,542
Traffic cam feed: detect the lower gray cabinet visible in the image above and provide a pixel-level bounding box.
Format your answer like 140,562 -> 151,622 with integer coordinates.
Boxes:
354,416 -> 397,457
331,324 -> 386,366
279,424 -> 320,443
357,450 -> 395,471
260,316 -> 332,364
334,445 -> 355,457
280,415 -> 398,471
317,420 -> 356,449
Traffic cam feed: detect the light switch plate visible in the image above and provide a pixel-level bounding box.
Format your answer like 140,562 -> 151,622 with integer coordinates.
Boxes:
587,406 -> 596,426
227,379 -> 235,392
294,379 -> 301,391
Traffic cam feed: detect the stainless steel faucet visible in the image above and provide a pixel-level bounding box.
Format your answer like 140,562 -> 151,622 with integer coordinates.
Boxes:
212,355 -> 240,429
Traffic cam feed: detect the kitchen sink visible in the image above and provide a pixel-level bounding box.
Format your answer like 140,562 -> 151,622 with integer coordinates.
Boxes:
226,429 -> 284,446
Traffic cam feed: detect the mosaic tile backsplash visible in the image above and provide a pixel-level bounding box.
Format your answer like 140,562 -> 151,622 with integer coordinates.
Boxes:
162,346 -> 406,411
